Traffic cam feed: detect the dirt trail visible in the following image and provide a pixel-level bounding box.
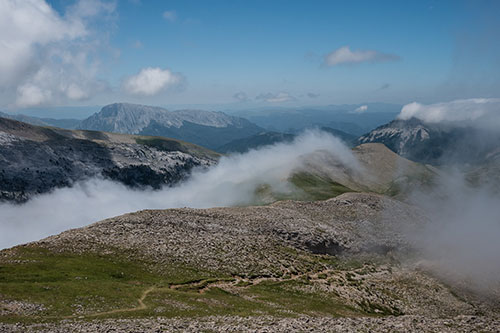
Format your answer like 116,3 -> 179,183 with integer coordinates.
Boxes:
65,269 -> 336,319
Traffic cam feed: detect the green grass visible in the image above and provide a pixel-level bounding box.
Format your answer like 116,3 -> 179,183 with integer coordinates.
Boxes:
289,172 -> 354,201
0,246 -> 218,323
243,279 -> 358,317
0,246 -> 389,323
252,172 -> 354,204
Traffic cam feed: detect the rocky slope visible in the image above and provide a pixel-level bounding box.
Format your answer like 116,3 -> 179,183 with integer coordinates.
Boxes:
78,103 -> 264,151
0,117 -> 219,202
0,193 -> 498,331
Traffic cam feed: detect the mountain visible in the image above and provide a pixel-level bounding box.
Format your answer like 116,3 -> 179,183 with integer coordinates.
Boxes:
319,127 -> 358,144
217,131 -> 295,153
0,111 -> 80,129
230,103 -> 400,136
358,118 -> 500,165
78,103 -> 264,151
218,128 -> 356,154
286,143 -> 438,201
0,117 -> 218,202
1,192 -> 498,331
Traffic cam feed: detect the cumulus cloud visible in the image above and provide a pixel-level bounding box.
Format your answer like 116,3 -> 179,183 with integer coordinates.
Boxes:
0,130 -> 358,249
0,0 -> 115,107
323,46 -> 400,66
397,98 -> 500,127
123,67 -> 184,96
256,92 -> 295,103
162,10 -> 177,22
233,91 -> 248,102
350,105 -> 368,114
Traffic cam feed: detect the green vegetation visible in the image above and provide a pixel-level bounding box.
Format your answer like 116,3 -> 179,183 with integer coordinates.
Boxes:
0,245 -> 387,323
289,172 -> 353,200
252,172 -> 354,205
0,246 -> 218,323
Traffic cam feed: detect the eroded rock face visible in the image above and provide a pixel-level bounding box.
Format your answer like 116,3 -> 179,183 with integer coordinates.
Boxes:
0,117 -> 218,202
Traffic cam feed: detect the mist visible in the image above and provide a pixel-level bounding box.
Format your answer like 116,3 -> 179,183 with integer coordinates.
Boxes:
406,171 -> 500,291
0,130 -> 357,249
396,100 -> 500,291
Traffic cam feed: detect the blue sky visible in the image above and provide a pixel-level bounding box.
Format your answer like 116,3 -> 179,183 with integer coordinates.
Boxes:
1,0 -> 499,110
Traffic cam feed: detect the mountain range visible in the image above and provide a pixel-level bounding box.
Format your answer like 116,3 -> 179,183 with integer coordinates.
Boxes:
1,103 -> 393,153
230,103 -> 401,135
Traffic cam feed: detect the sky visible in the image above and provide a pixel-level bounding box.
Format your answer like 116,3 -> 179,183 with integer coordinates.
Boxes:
0,0 -> 499,113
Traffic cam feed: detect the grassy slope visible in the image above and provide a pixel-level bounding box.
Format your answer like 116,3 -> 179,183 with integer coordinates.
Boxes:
0,245 -> 391,323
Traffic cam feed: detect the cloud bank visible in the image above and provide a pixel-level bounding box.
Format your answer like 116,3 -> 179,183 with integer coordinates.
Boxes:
323,46 -> 400,66
0,130 -> 358,249
397,98 -> 500,127
123,67 -> 184,96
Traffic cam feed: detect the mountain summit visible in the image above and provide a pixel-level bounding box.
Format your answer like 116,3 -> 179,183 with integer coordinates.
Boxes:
358,118 -> 500,165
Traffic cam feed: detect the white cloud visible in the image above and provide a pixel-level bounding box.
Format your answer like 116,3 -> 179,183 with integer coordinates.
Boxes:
397,98 -> 500,126
123,67 -> 184,96
233,92 -> 248,102
163,10 -> 177,22
256,92 -> 295,103
324,46 -> 400,66
350,105 -> 368,114
0,0 -> 115,107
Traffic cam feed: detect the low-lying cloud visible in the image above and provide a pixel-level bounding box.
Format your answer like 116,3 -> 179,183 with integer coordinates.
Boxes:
406,170 -> 500,291
397,98 -> 500,127
350,105 -> 368,114
0,130 -> 357,249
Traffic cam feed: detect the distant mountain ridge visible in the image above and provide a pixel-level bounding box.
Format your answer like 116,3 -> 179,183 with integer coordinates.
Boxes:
218,127 -> 356,154
79,103 -> 252,132
0,111 -> 80,129
78,103 -> 264,150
